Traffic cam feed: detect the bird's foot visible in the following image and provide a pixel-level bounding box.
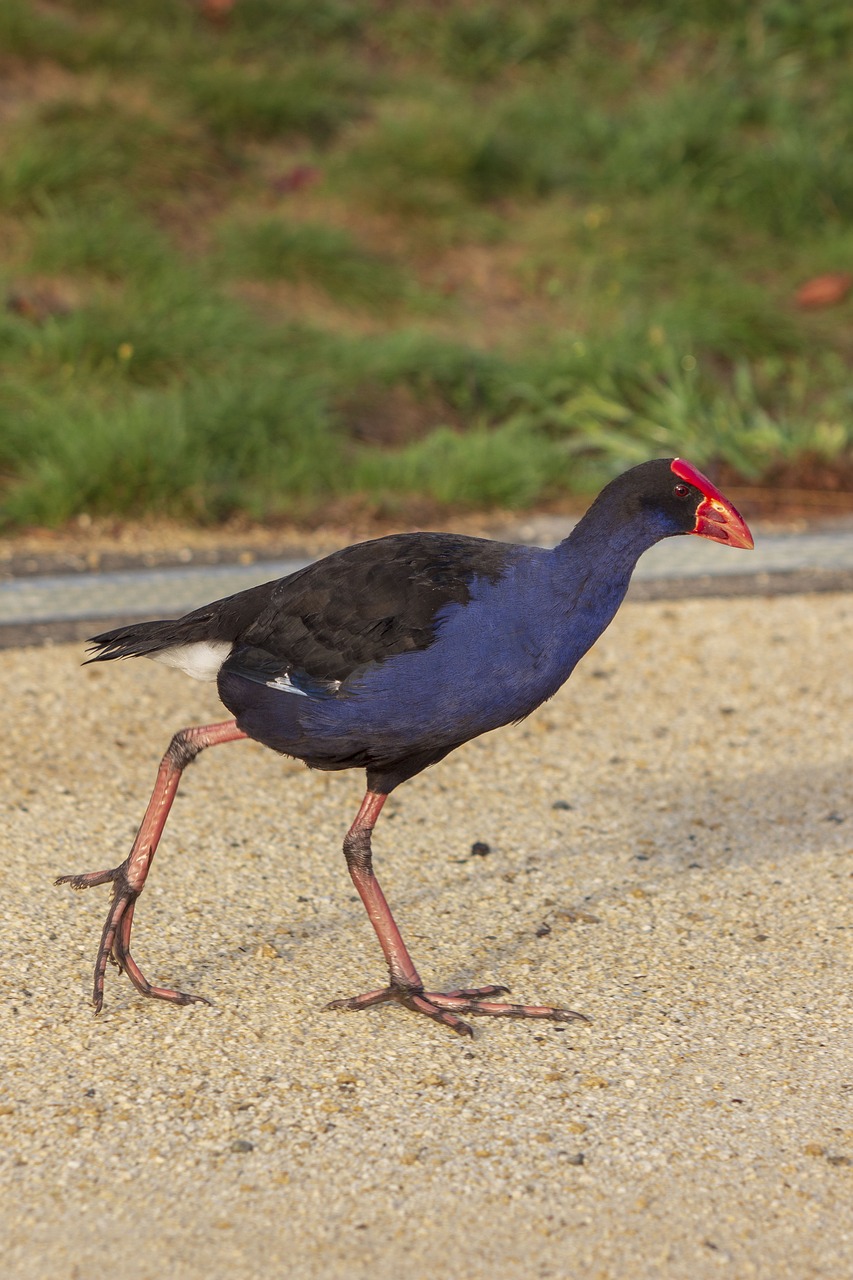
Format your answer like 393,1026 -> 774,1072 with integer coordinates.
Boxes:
325,982 -> 590,1037
56,862 -> 208,1012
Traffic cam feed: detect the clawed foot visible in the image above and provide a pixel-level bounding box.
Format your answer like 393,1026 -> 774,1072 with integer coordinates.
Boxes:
325,982 -> 590,1037
56,863 -> 208,1012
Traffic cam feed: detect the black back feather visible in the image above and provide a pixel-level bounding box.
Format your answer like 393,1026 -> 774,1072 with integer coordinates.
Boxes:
87,533 -> 515,682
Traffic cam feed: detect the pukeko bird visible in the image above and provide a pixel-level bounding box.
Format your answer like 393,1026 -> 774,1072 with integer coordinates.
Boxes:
58,458 -> 753,1035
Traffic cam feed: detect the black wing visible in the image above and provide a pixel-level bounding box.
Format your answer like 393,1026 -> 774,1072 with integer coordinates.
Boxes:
87,532 -> 516,683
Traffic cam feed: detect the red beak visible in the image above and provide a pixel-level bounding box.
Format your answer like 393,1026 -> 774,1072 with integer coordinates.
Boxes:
671,459 -> 754,550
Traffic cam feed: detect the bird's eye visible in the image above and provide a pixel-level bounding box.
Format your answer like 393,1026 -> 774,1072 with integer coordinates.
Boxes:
673,483 -> 690,499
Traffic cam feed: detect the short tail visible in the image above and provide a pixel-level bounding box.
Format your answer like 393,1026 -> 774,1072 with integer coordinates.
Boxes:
85,577 -> 276,664
86,618 -> 201,663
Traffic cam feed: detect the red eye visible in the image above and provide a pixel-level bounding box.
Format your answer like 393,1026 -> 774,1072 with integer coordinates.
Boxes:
673,483 -> 690,499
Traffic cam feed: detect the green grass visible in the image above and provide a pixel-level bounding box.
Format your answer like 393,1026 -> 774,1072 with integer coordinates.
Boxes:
186,55 -> 373,143
0,99 -> 214,209
0,0 -> 852,529
28,199 -> 175,280
216,218 -> 411,307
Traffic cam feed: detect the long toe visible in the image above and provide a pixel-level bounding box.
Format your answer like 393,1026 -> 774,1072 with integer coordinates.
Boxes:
426,992 -> 591,1023
55,865 -> 124,891
326,981 -> 590,1035
116,948 -> 209,1007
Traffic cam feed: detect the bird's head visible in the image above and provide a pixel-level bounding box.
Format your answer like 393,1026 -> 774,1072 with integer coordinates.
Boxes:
575,457 -> 754,562
607,456 -> 753,549
666,457 -> 753,549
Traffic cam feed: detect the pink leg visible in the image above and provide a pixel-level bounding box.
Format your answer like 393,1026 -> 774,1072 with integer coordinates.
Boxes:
326,790 -> 590,1037
57,719 -> 247,1011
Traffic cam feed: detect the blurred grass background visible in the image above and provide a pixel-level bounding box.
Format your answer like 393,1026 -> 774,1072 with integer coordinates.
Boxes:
0,0 -> 852,528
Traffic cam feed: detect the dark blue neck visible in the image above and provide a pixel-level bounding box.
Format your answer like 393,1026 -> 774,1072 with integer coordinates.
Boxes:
557,481 -> 676,574
542,486 -> 681,668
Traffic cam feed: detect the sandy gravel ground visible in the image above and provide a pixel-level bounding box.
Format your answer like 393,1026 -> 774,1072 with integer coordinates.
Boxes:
1,594 -> 851,1279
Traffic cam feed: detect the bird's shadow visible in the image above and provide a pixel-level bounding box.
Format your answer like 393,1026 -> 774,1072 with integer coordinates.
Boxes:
210,752 -> 849,992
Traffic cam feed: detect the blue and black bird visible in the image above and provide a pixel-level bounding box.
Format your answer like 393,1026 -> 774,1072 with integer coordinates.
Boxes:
59,458 -> 753,1035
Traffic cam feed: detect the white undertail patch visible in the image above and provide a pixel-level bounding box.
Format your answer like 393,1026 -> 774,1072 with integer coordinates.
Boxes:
148,640 -> 233,683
